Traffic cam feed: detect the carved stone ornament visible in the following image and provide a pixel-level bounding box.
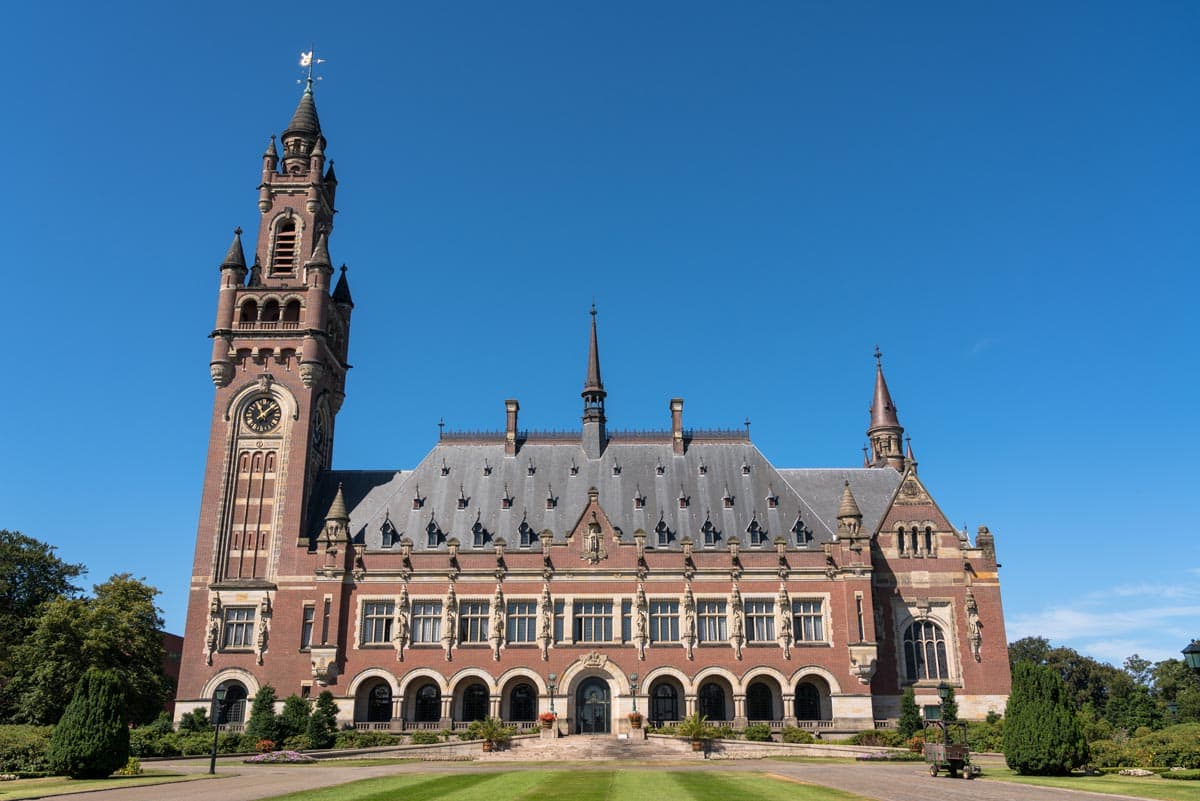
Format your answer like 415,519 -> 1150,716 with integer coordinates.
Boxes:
775,582 -> 793,659
300,360 -> 324,388
583,650 -> 607,668
310,646 -> 339,685
848,643 -> 878,685
210,361 -> 234,388
681,583 -> 697,661
204,594 -> 221,666
965,588 -> 983,662
728,583 -> 745,661
256,373 -> 275,393
537,582 -> 554,661
633,582 -> 649,661
393,584 -> 411,662
441,585 -> 458,661
489,584 -> 506,661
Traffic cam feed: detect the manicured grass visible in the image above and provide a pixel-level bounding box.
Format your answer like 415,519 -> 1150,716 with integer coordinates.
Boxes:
262,770 -> 870,801
984,768 -> 1200,801
0,771 -> 213,800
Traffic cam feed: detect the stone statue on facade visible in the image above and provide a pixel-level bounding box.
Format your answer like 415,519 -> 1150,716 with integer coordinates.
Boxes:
441,584 -> 458,661
681,583 -> 697,660
965,587 -> 982,662
489,584 -> 506,661
634,582 -> 650,660
776,582 -> 793,659
393,583 -> 411,661
728,582 -> 745,661
537,582 -> 554,660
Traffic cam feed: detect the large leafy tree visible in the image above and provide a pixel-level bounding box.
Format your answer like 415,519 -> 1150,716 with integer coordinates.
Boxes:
8,574 -> 169,725
1004,661 -> 1088,775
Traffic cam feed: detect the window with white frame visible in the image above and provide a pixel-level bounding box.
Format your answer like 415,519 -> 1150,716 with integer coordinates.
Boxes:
792,599 -> 825,642
411,601 -> 442,643
904,620 -> 949,680
223,607 -> 255,648
696,600 -> 727,643
573,601 -> 613,642
362,601 -> 394,645
746,600 -> 775,642
553,600 -> 565,642
649,600 -> 679,642
458,601 -> 490,643
506,601 -> 537,643
299,605 -> 315,649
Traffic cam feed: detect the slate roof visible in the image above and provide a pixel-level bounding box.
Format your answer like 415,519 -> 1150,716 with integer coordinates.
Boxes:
307,439 -> 903,553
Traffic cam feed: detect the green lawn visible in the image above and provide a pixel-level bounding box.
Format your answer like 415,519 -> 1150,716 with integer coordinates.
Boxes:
985,769 -> 1200,801
0,771 -> 213,800
263,770 -> 870,801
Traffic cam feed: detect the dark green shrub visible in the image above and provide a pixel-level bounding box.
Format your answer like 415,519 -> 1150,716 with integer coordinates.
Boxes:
850,729 -> 904,747
711,724 -> 737,740
942,686 -> 959,723
178,706 -> 210,733
967,718 -> 1004,752
780,726 -> 814,744
1003,662 -> 1088,775
355,731 -> 401,748
281,734 -> 312,751
242,686 -> 280,744
0,725 -> 53,774
743,723 -> 772,742
1161,769 -> 1200,780
128,727 -> 179,758
410,730 -> 440,745
278,695 -> 312,741
46,669 -> 129,778
305,691 -> 338,749
897,688 -> 922,739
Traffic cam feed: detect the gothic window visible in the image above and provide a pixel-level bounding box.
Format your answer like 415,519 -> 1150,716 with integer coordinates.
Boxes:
414,684 -> 440,722
897,525 -> 906,554
701,518 -> 718,547
792,599 -> 824,642
747,518 -> 766,547
518,520 -> 534,548
300,605 -> 315,650
910,527 -> 920,555
426,519 -> 442,548
792,515 -> 810,546
924,526 -> 934,555
506,601 -> 537,642
696,600 -> 727,643
746,682 -> 774,721
574,601 -> 614,642
411,601 -> 442,643
698,682 -> 727,721
458,601 -> 490,644
222,607 -> 255,648
361,601 -> 394,645
271,219 -> 297,271
904,620 -> 949,681
746,600 -> 775,642
471,519 -> 487,548
509,683 -> 536,721
654,517 -> 671,547
461,683 -> 488,722
649,600 -> 679,642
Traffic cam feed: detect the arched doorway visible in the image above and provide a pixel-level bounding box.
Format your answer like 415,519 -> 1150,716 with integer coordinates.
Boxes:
509,683 -> 536,721
698,682 -> 727,721
366,683 -> 392,722
461,683 -> 489,722
413,683 -> 441,723
650,682 -> 679,726
795,682 -> 821,720
746,681 -> 775,721
217,682 -> 247,724
575,677 -> 611,734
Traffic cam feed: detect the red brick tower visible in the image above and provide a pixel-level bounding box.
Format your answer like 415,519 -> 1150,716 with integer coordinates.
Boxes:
177,80 -> 352,710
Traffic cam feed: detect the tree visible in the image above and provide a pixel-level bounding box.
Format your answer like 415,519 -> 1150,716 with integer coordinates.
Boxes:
7,574 -> 169,725
942,685 -> 959,723
305,691 -> 338,749
46,669 -> 129,778
1008,636 -> 1052,670
1003,662 -> 1088,775
278,694 -> 312,741
1152,659 -> 1200,723
897,687 -> 922,739
243,685 -> 280,745
0,530 -> 84,718
179,706 -> 210,733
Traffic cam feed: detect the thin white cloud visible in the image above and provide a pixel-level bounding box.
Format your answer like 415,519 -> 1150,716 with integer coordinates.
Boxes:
1008,602 -> 1200,666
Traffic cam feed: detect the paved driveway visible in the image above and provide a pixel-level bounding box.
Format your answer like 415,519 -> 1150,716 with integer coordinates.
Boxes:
34,757 -> 1149,801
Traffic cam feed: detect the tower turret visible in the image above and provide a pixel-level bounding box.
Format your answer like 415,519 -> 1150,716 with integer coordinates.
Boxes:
209,227 -> 247,387
581,305 -> 607,459
867,347 -> 906,471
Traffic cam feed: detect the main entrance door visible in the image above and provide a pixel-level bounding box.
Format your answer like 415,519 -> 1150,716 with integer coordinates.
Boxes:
575,678 -> 611,734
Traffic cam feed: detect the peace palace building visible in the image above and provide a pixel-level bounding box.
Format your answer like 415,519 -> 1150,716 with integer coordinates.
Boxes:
175,82 -> 1012,736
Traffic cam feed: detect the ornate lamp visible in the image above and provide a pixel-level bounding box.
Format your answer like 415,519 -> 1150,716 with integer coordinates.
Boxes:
1183,641 -> 1200,673
547,673 -> 557,715
629,672 -> 639,714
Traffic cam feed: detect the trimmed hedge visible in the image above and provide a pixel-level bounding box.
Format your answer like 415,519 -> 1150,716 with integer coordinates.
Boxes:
0,725 -> 53,775
1088,724 -> 1200,769
780,727 -> 814,744
743,723 -> 772,742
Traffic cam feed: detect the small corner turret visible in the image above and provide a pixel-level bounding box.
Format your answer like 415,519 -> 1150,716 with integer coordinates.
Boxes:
867,347 -> 906,471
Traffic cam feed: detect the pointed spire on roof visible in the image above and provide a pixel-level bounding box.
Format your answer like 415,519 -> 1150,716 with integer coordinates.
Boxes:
264,135 -> 278,158
906,437 -> 918,474
311,134 -> 325,158
221,227 -> 247,270
325,483 -> 349,523
306,232 -> 331,267
583,303 -> 605,397
862,444 -> 870,468
332,264 -> 354,305
324,160 -> 338,184
284,78 -> 322,139
870,346 -> 901,430
837,481 -> 862,520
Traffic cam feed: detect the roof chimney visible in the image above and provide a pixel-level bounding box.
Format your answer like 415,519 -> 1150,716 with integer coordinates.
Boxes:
505,399 -> 520,457
671,398 -> 685,455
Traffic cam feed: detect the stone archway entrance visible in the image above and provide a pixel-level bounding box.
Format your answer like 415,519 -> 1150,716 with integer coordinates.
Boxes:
575,677 -> 611,734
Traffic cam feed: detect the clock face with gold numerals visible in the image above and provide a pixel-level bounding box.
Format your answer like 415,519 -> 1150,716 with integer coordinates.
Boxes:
243,398 -> 281,433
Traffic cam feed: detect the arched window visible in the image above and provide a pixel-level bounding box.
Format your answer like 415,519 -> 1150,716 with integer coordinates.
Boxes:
924,526 -> 934,555
698,682 -> 726,721
262,300 -> 280,323
904,620 -> 949,680
367,683 -> 392,722
414,684 -> 440,723
795,683 -> 820,720
283,300 -> 301,322
746,681 -> 774,721
272,220 -> 297,271
461,683 -> 488,722
509,683 -> 535,721
238,300 -> 259,326
650,682 -> 678,725
218,682 -> 248,724
896,526 -> 906,554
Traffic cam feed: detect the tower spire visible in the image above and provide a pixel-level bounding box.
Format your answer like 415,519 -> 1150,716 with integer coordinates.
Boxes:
581,304 -> 607,458
867,346 -> 906,470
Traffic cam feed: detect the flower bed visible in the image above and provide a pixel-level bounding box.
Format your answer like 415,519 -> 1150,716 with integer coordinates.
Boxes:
243,750 -> 317,764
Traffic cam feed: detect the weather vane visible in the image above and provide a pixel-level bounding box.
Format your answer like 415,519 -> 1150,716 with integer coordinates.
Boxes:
298,46 -> 326,84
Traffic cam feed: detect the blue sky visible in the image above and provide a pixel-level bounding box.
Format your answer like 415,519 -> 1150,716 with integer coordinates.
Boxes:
2,2 -> 1197,665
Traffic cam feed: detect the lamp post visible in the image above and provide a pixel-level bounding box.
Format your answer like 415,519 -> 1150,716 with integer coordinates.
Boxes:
935,682 -> 951,743
208,686 -> 227,775
1183,641 -> 1200,673
629,673 -> 639,714
547,673 -> 557,716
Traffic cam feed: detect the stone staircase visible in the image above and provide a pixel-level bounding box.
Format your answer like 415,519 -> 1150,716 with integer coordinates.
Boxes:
482,732 -> 698,762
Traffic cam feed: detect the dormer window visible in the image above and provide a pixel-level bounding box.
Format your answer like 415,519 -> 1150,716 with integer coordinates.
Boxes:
747,517 -> 766,547
722,489 -> 734,509
569,462 -> 579,477
518,519 -> 534,548
380,517 -> 396,548
425,519 -> 443,548
698,461 -> 707,476
440,460 -> 450,477
411,485 -> 423,510
611,462 -> 622,476
633,492 -> 646,510
741,461 -> 751,476
678,494 -> 689,509
792,515 -> 810,546
482,461 -> 492,477
457,485 -> 469,510
545,487 -> 556,510
701,517 -> 718,547
527,461 -> 536,477
767,493 -> 778,510
655,462 -> 665,476
471,517 -> 487,548
655,516 -> 671,547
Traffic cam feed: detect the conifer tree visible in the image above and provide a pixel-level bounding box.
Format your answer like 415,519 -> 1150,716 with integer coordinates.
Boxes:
1003,661 -> 1089,775
897,687 -> 922,739
46,668 -> 129,778
305,690 -> 338,749
278,694 -> 312,741
242,685 -> 280,745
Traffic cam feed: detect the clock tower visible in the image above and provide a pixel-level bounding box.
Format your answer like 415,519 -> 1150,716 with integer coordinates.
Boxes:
177,79 -> 353,692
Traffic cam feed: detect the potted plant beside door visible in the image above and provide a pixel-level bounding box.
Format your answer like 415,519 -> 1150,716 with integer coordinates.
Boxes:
467,716 -> 517,753
628,712 -> 643,729
539,711 -> 556,729
677,712 -> 712,752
